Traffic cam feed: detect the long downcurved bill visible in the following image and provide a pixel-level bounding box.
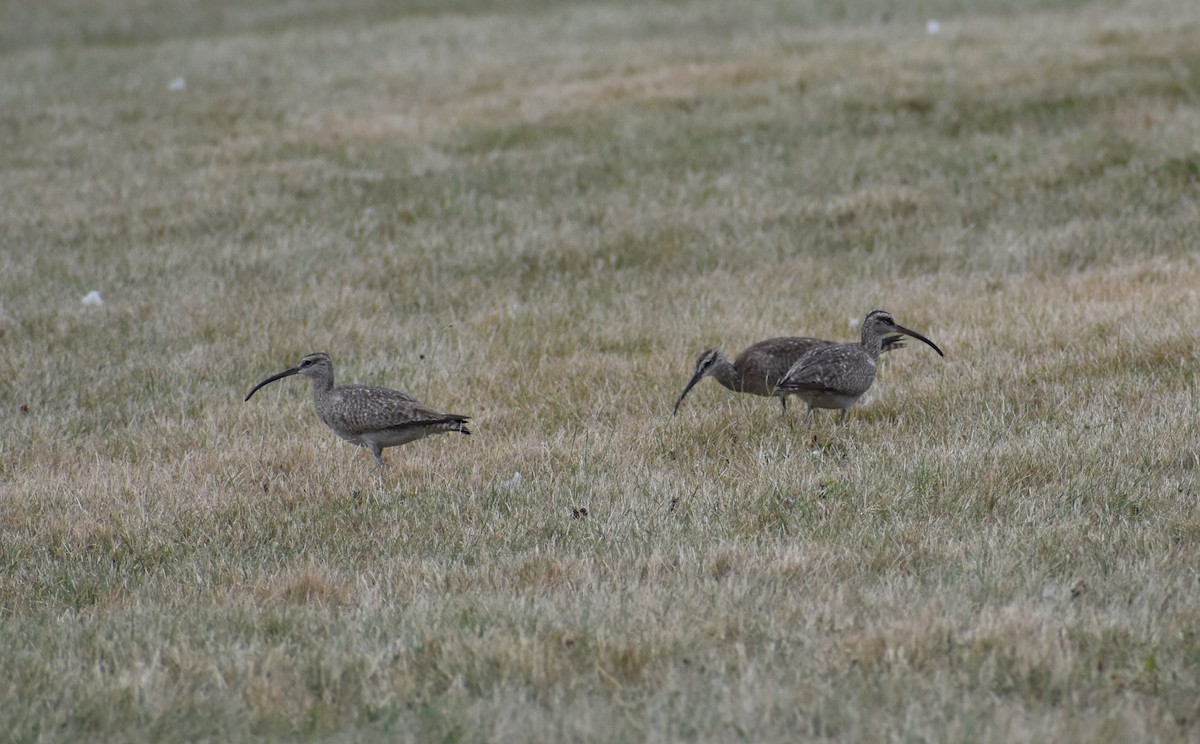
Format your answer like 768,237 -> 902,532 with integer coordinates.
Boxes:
672,369 -> 707,416
894,324 -> 945,357
244,366 -> 301,401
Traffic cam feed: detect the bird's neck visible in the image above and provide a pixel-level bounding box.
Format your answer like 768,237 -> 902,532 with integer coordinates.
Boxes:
710,355 -> 742,391
309,374 -> 334,398
860,329 -> 886,357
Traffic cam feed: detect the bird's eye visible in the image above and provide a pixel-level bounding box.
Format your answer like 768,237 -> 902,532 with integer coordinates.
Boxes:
301,359 -> 312,367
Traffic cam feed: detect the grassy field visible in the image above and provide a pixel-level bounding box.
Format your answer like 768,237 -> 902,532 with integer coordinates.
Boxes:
2,0 -> 1199,740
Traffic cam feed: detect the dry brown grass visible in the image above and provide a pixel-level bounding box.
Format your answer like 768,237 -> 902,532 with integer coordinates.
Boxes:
2,0 -> 1199,741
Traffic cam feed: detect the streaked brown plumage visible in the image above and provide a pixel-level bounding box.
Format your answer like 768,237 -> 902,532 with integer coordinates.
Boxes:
673,333 -> 907,415
244,352 -> 470,467
775,310 -> 943,423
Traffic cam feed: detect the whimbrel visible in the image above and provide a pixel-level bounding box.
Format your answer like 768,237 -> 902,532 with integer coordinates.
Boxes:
244,352 -> 470,466
774,310 -> 943,423
673,334 -> 907,415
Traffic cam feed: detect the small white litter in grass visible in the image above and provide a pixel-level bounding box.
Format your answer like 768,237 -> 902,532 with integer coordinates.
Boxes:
926,20 -> 941,34
82,290 -> 103,306
500,472 -> 523,490
168,77 -> 187,91
849,317 -> 860,327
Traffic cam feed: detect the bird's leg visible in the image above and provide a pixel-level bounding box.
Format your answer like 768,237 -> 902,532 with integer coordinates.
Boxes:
369,443 -> 387,468
804,406 -> 815,426
779,396 -> 788,415
837,409 -> 849,425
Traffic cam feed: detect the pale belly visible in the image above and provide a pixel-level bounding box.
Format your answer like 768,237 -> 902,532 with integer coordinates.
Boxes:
792,390 -> 864,411
336,429 -> 432,449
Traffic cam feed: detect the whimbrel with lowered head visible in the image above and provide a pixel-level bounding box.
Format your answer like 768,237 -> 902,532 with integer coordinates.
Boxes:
673,333 -> 908,415
244,352 -> 470,466
774,310 -> 943,423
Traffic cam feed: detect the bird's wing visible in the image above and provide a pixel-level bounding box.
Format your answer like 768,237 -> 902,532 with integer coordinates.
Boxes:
778,345 -> 874,397
735,337 -> 825,389
326,385 -> 467,436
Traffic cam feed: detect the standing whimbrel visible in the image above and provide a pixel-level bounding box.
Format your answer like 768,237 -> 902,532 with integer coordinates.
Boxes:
774,310 -> 943,423
673,334 -> 908,415
244,352 -> 470,466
